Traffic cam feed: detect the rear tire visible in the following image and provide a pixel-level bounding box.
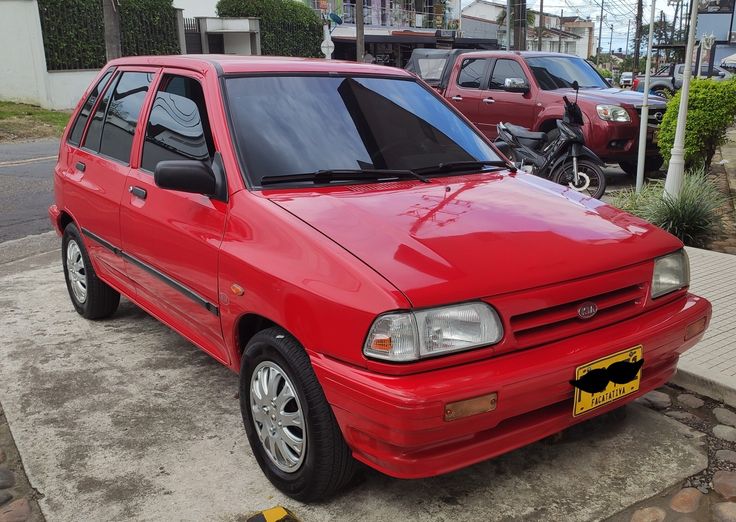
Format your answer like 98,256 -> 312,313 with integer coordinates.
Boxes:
240,327 -> 357,501
552,159 -> 607,199
62,223 -> 120,319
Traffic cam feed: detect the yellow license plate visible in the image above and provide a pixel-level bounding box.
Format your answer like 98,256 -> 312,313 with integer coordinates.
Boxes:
572,346 -> 643,417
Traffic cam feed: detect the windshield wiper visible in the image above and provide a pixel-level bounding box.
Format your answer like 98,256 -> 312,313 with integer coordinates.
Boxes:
260,168 -> 430,186
414,160 -> 514,175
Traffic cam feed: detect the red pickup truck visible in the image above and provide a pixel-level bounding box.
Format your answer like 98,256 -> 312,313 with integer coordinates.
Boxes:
406,50 -> 667,175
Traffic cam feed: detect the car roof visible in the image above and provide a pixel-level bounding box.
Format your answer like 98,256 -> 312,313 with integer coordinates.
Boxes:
452,50 -> 583,59
106,54 -> 413,78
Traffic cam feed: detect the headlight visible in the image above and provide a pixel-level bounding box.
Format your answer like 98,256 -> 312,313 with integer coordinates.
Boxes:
596,105 -> 631,122
363,302 -> 503,362
651,249 -> 690,298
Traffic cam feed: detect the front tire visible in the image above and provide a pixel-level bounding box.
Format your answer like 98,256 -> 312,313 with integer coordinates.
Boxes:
240,327 -> 357,502
552,159 -> 607,199
619,155 -> 664,177
62,223 -> 120,319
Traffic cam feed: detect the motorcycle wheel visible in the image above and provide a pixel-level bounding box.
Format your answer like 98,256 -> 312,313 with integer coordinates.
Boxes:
552,159 -> 607,199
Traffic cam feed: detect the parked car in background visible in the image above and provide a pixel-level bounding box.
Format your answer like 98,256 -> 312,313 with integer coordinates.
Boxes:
407,50 -> 668,176
51,55 -> 711,502
632,63 -> 733,96
619,71 -> 633,87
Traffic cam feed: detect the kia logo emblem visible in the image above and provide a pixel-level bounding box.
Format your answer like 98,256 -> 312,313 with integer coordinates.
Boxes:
578,301 -> 598,319
653,111 -> 663,122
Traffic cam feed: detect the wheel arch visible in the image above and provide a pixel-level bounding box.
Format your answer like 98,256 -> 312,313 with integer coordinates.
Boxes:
235,313 -> 300,371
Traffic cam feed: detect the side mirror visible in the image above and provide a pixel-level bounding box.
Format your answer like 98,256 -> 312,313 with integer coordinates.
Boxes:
718,71 -> 726,78
572,80 -> 580,91
504,77 -> 530,93
155,160 -> 217,197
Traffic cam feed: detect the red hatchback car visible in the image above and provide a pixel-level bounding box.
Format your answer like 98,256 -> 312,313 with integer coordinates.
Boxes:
50,55 -> 711,501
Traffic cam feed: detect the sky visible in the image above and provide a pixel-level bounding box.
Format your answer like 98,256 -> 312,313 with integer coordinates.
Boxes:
461,0 -> 682,54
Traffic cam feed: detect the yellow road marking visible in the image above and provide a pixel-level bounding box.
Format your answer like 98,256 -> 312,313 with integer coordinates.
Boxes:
0,155 -> 56,167
246,506 -> 299,522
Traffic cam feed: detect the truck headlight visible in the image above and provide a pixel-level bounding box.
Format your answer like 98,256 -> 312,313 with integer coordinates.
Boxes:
651,249 -> 690,299
363,302 -> 503,362
596,105 -> 631,122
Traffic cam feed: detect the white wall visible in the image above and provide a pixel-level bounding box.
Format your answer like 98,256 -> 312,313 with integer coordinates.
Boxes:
46,70 -> 100,111
172,0 -> 218,18
0,0 -> 49,106
223,33 -> 251,55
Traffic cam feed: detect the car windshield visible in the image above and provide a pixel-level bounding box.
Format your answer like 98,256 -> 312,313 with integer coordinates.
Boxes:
526,56 -> 610,90
224,75 -> 501,187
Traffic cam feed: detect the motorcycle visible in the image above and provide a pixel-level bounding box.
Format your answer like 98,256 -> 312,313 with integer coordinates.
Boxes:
494,81 -> 607,200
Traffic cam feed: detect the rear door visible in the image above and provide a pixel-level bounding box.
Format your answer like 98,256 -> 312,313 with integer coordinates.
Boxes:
476,58 -> 536,138
444,57 -> 491,131
63,67 -> 155,288
120,70 -> 229,364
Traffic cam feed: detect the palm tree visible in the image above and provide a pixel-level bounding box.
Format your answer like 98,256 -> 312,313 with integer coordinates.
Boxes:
496,8 -> 536,26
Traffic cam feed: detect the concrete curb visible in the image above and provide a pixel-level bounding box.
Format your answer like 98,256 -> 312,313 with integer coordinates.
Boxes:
0,230 -> 57,265
671,362 -> 736,408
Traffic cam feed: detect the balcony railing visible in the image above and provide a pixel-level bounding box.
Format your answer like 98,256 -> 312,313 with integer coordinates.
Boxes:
338,4 -> 448,30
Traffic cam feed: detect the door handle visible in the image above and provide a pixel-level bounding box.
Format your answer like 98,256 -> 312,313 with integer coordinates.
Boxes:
482,98 -> 495,104
129,186 -> 147,200
451,95 -> 463,101
75,161 -> 86,172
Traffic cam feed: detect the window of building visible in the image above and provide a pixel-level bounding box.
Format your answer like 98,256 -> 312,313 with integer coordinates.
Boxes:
68,70 -> 113,146
141,75 -> 214,172
489,59 -> 527,89
98,72 -> 153,164
457,58 -> 488,89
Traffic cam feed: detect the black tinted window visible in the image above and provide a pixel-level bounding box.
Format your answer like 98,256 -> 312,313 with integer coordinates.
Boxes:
69,70 -> 113,146
489,59 -> 527,89
99,72 -> 153,164
225,76 -> 499,186
141,75 -> 214,172
457,59 -> 487,89
83,74 -> 118,152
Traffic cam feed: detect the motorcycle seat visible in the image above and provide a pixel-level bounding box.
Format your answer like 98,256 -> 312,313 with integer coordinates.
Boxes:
504,123 -> 546,141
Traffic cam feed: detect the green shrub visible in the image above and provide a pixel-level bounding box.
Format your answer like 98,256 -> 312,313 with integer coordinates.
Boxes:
217,0 -> 322,57
121,0 -> 180,57
596,67 -> 612,79
657,78 -> 736,170
611,168 -> 726,247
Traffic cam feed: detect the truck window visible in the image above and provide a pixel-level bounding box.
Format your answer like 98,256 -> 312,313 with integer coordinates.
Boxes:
489,59 -> 527,90
457,59 -> 487,89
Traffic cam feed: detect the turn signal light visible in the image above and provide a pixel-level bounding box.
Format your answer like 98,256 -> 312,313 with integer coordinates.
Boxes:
444,393 -> 497,422
685,317 -> 707,341
370,334 -> 393,352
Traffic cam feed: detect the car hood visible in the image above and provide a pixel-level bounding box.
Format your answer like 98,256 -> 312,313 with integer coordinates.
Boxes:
558,87 -> 668,108
266,172 -> 681,307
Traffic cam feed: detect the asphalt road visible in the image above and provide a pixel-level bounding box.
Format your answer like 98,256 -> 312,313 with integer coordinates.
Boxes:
0,139 -> 59,242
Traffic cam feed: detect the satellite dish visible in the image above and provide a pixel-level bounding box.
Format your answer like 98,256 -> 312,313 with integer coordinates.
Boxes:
329,12 -> 343,25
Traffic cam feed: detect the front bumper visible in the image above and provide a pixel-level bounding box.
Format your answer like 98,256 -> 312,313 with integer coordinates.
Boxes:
585,117 -> 661,164
311,293 -> 710,479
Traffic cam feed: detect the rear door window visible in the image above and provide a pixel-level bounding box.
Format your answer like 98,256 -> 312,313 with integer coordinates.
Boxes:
83,74 -> 119,152
489,59 -> 527,90
68,70 -> 113,146
140,74 -> 214,172
98,72 -> 154,164
457,58 -> 489,89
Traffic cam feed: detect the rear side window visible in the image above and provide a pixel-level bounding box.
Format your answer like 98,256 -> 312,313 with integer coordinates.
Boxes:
83,74 -> 118,152
68,70 -> 113,146
98,72 -> 153,164
141,75 -> 214,172
457,59 -> 487,89
489,59 -> 527,89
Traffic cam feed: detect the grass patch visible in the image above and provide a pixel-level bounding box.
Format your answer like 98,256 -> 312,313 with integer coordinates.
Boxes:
611,167 -> 727,248
0,101 -> 70,141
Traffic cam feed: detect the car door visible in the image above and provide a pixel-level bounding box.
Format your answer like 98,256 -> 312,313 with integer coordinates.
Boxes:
120,71 -> 229,364
444,57 -> 491,131
476,58 -> 536,139
62,67 -> 148,289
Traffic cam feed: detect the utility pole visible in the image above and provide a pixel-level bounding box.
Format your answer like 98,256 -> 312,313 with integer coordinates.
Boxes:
596,0 -> 604,65
506,0 -> 512,49
635,0 -> 658,191
664,0 -> 699,198
558,9 -> 563,53
355,0 -> 364,62
513,0 -> 527,51
625,19 -> 631,58
633,0 -> 643,74
102,0 -> 122,61
538,0 -> 544,51
608,24 -> 614,70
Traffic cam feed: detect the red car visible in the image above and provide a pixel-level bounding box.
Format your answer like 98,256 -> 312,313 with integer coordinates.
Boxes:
50,55 -> 711,501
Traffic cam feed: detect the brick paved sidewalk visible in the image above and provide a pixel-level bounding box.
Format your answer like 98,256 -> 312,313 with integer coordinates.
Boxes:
673,246 -> 736,405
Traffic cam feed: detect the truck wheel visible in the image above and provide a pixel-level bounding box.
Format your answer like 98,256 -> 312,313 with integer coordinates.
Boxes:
240,327 -> 357,501
62,223 -> 120,319
619,156 -> 664,177
552,159 -> 606,199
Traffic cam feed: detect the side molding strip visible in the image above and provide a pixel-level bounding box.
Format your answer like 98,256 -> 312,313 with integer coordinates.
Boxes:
81,228 -> 219,316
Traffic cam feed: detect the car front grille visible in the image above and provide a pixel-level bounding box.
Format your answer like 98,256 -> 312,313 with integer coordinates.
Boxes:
635,106 -> 666,126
